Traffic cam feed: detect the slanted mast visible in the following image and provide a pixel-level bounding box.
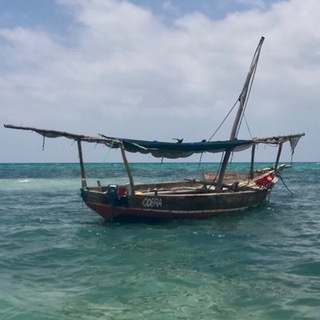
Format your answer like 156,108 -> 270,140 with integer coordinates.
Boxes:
216,37 -> 265,190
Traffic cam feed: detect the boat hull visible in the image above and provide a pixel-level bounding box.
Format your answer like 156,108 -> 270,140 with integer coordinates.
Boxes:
80,186 -> 271,221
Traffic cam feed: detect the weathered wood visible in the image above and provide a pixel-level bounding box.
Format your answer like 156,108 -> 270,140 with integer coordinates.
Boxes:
77,140 -> 87,188
274,142 -> 283,172
81,184 -> 270,221
250,144 -> 256,179
120,142 -> 135,195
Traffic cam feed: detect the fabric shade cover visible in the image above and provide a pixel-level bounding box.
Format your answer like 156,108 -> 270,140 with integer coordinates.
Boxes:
103,136 -> 253,159
4,124 -> 304,160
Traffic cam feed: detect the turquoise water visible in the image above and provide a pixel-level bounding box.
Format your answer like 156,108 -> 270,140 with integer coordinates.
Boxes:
0,162 -> 319,319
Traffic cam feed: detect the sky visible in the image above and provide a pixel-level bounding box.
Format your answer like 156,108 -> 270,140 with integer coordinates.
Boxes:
1,0 -> 319,163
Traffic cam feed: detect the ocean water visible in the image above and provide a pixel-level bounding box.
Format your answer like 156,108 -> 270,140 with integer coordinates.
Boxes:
0,162 -> 319,320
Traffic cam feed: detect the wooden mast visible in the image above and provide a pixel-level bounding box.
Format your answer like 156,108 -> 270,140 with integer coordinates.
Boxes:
216,37 -> 265,191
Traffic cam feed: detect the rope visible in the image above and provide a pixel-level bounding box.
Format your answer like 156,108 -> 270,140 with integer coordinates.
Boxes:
207,98 -> 239,142
235,59 -> 258,138
196,152 -> 223,182
196,98 -> 239,176
279,174 -> 294,196
196,153 -> 204,178
102,140 -> 114,163
243,114 -> 253,139
290,150 -> 294,166
197,48 -> 260,177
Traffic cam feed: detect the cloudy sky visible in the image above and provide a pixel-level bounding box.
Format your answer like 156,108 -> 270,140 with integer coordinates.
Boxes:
1,0 -> 318,163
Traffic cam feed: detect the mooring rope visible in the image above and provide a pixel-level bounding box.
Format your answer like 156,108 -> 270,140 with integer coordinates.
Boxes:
279,174 -> 294,196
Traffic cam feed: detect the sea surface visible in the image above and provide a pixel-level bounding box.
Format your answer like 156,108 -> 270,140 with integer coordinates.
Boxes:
0,162 -> 319,320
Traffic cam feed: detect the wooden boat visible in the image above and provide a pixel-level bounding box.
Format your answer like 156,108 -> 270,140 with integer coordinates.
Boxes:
4,37 -> 304,221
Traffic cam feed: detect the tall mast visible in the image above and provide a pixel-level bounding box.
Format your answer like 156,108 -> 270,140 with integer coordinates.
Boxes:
216,37 -> 265,191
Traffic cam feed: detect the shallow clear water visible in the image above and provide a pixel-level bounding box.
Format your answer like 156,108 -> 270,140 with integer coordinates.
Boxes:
0,162 -> 319,319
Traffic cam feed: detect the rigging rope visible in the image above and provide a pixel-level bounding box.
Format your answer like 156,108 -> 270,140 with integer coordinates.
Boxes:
207,99 -> 239,142
243,114 -> 253,139
102,140 -> 114,163
196,40 -> 261,177
196,95 -> 249,177
196,98 -> 238,177
235,58 -> 258,138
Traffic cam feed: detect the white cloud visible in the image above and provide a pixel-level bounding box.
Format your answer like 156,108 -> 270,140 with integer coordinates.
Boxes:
1,0 -> 318,162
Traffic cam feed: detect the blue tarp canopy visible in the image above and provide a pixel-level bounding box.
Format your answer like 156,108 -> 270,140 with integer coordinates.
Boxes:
103,136 -> 253,159
4,124 -> 253,159
4,124 -> 304,159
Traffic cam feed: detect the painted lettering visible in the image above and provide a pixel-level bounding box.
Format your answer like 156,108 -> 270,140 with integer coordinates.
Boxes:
142,197 -> 162,208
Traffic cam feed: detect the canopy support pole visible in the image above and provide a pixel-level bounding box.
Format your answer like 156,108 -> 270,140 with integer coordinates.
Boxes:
77,140 -> 87,188
120,142 -> 135,195
250,144 -> 256,179
274,142 -> 283,173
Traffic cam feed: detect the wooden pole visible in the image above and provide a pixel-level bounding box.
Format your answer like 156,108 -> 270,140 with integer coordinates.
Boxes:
77,140 -> 87,188
250,144 -> 256,179
274,142 -> 283,172
216,150 -> 231,191
120,142 -> 135,195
